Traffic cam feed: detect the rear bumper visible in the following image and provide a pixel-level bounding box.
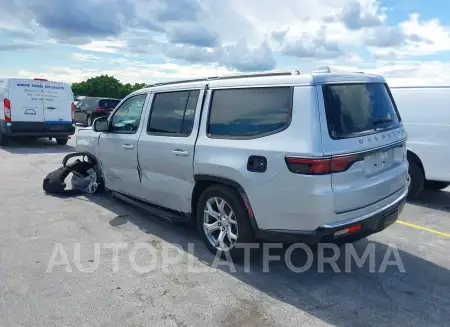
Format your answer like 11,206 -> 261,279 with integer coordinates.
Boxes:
0,121 -> 75,137
255,184 -> 408,244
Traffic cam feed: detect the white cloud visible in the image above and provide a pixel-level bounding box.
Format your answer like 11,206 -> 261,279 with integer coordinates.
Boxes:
78,40 -> 126,54
369,61 -> 450,86
72,53 -> 101,61
367,14 -> 450,58
2,0 -> 450,85
16,61 -> 234,84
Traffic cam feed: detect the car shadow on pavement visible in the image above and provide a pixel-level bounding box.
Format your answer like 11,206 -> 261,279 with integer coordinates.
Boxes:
0,138 -> 75,154
408,189 -> 450,213
83,193 -> 450,327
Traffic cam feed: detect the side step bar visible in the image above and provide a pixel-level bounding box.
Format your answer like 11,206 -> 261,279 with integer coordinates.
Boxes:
111,191 -> 191,224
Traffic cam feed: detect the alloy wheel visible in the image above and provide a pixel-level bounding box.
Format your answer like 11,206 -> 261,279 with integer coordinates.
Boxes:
203,196 -> 238,251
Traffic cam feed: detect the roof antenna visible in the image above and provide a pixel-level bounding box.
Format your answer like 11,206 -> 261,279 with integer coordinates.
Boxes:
312,66 -> 331,73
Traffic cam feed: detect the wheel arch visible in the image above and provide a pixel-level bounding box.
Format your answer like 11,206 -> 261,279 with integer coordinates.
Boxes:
407,149 -> 425,176
191,174 -> 258,230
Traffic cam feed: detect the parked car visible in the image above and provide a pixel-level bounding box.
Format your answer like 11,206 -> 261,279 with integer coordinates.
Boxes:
72,68 -> 409,258
0,77 -> 75,146
74,97 -> 121,126
390,86 -> 450,199
74,95 -> 86,107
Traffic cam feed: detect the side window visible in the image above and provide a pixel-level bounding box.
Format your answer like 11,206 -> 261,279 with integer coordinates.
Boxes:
207,87 -> 291,138
147,90 -> 200,136
110,94 -> 147,134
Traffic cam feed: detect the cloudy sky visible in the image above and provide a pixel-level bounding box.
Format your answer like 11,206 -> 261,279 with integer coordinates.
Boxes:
1,0 -> 450,86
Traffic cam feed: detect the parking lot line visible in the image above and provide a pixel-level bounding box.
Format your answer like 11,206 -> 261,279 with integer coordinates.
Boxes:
397,220 -> 450,237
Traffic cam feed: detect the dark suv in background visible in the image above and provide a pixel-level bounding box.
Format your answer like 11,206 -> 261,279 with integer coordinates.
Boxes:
74,97 -> 121,126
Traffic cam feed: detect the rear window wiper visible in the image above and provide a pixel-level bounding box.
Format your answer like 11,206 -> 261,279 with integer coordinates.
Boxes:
373,117 -> 393,126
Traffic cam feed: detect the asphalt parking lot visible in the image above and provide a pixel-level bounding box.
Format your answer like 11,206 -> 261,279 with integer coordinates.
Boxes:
0,135 -> 449,327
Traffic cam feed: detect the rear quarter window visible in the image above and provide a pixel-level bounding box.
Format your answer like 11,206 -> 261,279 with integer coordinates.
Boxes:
322,83 -> 401,139
207,87 -> 292,138
99,99 -> 120,109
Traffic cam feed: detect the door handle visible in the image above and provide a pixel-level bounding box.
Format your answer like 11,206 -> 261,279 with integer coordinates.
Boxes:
46,107 -> 56,110
172,149 -> 189,156
122,144 -> 134,149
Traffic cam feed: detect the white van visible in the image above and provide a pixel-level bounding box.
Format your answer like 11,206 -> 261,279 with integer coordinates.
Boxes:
0,78 -> 75,146
390,86 -> 450,198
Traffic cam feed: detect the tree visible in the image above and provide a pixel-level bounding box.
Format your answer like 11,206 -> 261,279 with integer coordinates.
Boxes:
71,75 -> 146,99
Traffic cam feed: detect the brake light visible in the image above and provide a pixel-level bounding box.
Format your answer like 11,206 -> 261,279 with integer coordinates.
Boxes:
71,102 -> 75,122
285,155 -> 362,175
285,157 -> 331,174
330,155 -> 358,172
3,98 -> 11,122
96,106 -> 104,111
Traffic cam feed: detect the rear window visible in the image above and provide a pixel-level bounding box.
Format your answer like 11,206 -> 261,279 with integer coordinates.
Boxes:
98,99 -> 120,109
208,87 -> 292,138
322,83 -> 401,139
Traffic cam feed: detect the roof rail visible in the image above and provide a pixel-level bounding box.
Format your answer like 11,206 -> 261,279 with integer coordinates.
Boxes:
311,66 -> 366,74
206,70 -> 300,81
144,70 -> 300,88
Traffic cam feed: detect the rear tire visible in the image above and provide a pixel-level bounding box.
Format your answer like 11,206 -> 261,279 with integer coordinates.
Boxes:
56,137 -> 69,145
407,158 -> 424,200
0,132 -> 10,146
86,115 -> 93,127
197,184 -> 255,261
424,181 -> 450,191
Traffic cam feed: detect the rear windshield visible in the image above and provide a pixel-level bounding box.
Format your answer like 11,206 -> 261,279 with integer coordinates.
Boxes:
322,83 -> 401,139
98,99 -> 120,109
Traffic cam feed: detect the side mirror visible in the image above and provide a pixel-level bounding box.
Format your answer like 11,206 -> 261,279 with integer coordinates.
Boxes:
92,116 -> 109,132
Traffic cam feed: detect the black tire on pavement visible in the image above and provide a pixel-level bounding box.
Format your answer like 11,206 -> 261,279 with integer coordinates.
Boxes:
407,157 -> 424,200
93,163 -> 105,193
424,181 -> 450,191
86,115 -> 93,127
0,132 -> 10,146
56,137 -> 69,145
197,184 -> 255,261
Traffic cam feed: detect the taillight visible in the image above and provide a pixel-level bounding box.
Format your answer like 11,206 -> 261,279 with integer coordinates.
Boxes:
3,98 -> 11,122
285,157 -> 331,175
71,102 -> 75,122
285,155 -> 362,175
330,155 -> 358,172
96,106 -> 103,111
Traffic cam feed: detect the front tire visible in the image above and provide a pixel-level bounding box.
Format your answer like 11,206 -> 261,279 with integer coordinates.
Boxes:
56,137 -> 69,145
407,158 -> 424,200
197,185 -> 255,260
424,181 -> 450,191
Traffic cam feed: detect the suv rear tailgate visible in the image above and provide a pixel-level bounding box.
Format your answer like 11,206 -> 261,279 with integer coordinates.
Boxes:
318,82 -> 408,214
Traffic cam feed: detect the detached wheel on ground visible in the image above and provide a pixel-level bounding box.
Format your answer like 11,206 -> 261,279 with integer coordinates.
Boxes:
424,180 -> 450,191
407,156 -> 424,200
197,184 -> 255,260
56,137 -> 69,145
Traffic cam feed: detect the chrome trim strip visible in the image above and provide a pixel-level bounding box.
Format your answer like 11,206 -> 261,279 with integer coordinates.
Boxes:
285,139 -> 406,160
332,139 -> 406,158
319,182 -> 409,229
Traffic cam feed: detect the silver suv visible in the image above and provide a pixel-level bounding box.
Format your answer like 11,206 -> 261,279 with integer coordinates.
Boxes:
74,68 -> 409,258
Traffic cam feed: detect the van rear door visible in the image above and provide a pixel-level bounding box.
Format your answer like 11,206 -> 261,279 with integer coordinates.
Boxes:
9,79 -> 45,132
318,82 -> 408,214
41,81 -> 73,133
